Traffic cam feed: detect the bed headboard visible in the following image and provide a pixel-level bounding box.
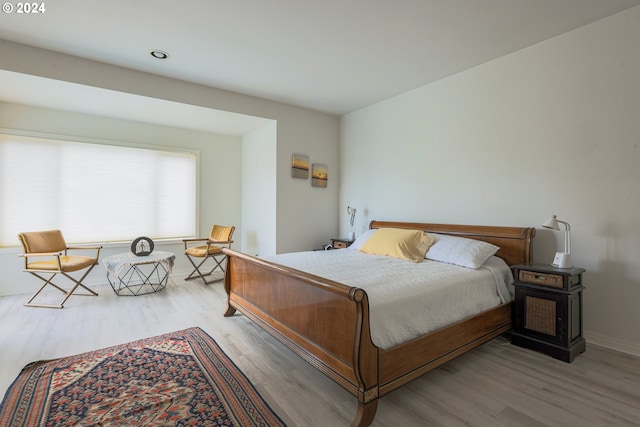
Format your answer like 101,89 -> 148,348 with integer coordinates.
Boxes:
369,220 -> 535,266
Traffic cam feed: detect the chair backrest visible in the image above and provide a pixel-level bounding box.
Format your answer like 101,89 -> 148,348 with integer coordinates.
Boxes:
209,225 -> 235,243
18,230 -> 67,253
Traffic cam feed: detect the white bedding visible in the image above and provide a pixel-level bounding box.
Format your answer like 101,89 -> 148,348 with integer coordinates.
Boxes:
262,250 -> 514,350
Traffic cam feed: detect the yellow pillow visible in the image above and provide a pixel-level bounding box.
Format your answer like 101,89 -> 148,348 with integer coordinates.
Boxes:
359,228 -> 435,262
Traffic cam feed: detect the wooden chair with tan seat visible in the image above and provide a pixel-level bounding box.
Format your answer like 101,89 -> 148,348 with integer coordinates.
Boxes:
18,230 -> 102,308
183,225 -> 235,285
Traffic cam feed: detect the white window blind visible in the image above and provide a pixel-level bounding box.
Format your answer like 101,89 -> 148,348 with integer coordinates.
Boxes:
0,133 -> 197,247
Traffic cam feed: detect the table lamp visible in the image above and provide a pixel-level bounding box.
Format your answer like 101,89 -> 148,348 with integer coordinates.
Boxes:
542,214 -> 572,268
347,206 -> 357,241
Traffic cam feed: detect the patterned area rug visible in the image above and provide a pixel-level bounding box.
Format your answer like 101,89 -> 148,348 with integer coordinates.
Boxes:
0,327 -> 286,426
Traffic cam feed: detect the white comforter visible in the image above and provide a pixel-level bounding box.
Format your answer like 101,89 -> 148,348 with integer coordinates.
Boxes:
263,250 -> 514,350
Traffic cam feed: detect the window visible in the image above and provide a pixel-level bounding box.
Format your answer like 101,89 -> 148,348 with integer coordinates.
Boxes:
0,132 -> 197,247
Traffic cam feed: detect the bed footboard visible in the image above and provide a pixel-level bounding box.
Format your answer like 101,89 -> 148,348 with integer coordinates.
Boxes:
223,248 -> 379,426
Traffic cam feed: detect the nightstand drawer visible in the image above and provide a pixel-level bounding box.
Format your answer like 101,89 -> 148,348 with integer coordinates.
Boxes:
519,270 -> 563,289
512,263 -> 583,291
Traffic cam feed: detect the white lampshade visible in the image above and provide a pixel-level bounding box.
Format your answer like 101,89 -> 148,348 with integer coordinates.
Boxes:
542,214 -> 572,268
542,216 -> 560,231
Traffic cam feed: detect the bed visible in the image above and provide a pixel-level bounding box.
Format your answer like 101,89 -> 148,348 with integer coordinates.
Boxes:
223,220 -> 535,426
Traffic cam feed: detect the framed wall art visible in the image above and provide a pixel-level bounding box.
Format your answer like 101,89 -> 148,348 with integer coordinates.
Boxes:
291,153 -> 309,179
311,163 -> 328,188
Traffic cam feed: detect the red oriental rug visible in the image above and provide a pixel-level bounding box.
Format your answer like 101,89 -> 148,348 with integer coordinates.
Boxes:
0,327 -> 286,426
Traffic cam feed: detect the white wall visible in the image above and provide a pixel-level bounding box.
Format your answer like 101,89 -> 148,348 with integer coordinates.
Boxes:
340,6 -> 640,355
276,111 -> 340,253
0,101 -> 243,295
242,121 -> 277,256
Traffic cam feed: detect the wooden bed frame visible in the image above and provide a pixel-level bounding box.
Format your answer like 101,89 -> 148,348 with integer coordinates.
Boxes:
223,221 -> 535,426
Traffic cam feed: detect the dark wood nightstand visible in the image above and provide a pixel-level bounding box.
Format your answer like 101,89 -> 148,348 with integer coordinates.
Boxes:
331,238 -> 353,249
511,263 -> 586,362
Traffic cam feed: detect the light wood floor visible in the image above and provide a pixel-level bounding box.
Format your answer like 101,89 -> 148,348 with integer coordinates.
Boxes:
1,276 -> 639,426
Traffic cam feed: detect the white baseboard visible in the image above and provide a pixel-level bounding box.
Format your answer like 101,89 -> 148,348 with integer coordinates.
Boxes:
584,330 -> 640,357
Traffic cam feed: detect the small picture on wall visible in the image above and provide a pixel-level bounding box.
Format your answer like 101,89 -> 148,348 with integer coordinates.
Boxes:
311,163 -> 328,188
291,153 -> 309,179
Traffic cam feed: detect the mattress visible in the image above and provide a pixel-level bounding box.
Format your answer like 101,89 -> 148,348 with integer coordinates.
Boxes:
263,250 -> 514,350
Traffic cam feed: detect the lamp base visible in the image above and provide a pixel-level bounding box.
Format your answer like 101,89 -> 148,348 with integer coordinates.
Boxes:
552,252 -> 572,269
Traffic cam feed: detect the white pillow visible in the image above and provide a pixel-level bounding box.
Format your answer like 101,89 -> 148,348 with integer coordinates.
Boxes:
425,233 -> 499,269
348,229 -> 377,250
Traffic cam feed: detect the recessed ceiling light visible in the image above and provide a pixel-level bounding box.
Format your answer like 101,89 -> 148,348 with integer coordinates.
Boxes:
150,50 -> 169,60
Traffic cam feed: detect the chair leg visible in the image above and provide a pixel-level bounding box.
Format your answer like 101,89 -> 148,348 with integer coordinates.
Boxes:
24,266 -> 98,309
57,268 -> 99,307
184,255 -> 209,281
211,255 -> 227,275
184,255 -> 226,285
24,273 -> 63,308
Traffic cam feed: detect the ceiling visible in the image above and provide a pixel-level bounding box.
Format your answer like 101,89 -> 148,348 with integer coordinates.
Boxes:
1,0 -> 640,132
0,70 -> 273,136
